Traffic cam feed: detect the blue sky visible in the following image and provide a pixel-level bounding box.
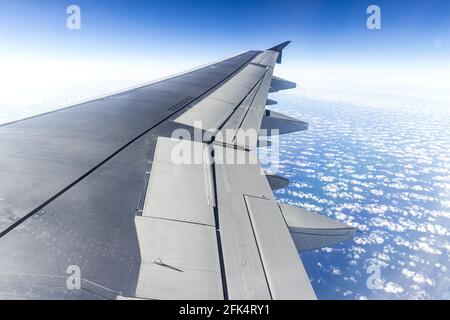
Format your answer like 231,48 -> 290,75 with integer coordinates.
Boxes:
0,0 -> 449,91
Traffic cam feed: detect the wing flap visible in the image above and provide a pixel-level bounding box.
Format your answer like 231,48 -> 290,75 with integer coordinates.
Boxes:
135,216 -> 223,300
135,137 -> 223,300
214,146 -> 316,300
174,63 -> 267,132
173,97 -> 235,132
234,68 -> 274,144
251,51 -> 279,68
214,65 -> 274,149
244,196 -> 316,300
142,137 -> 215,226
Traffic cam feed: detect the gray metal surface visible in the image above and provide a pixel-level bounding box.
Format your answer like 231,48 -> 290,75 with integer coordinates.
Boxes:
0,51 -> 258,237
261,110 -> 309,136
175,97 -> 235,131
214,146 -> 273,300
269,76 -> 297,92
0,50 -> 259,299
266,174 -> 290,190
0,42 -> 337,300
266,99 -> 278,106
279,204 -> 356,252
213,144 -> 316,299
142,137 -> 215,226
257,53 -> 278,68
175,64 -> 266,132
214,79 -> 263,146
135,216 -> 223,300
136,137 -> 222,299
237,68 -> 274,144
251,51 -> 278,68
214,63 -> 273,149
244,196 -> 316,300
0,132 -> 155,299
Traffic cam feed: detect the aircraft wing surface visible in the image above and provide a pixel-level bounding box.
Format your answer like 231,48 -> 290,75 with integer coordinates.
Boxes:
0,42 -> 354,300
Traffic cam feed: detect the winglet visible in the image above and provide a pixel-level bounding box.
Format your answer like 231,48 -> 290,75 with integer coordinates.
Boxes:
268,41 -> 291,64
268,41 -> 291,53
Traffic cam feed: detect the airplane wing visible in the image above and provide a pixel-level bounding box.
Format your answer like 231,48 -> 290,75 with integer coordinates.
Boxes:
0,42 -> 355,300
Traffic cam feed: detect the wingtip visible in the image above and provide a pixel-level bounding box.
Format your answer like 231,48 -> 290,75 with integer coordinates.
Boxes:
268,41 -> 291,53
268,41 -> 291,64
